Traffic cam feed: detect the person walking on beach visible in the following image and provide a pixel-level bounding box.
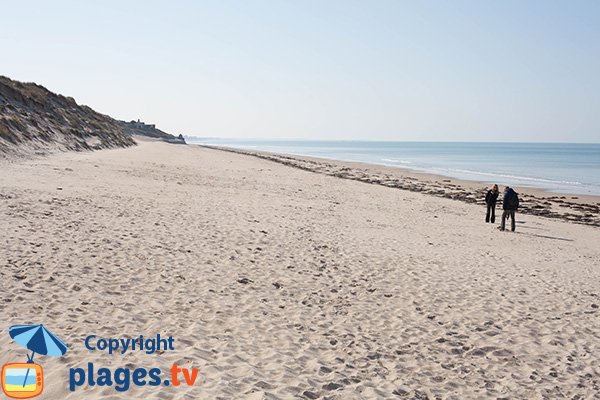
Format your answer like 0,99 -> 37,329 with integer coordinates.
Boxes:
485,184 -> 499,223
500,186 -> 519,232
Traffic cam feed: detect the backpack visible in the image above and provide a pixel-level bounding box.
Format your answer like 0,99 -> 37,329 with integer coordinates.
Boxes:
507,190 -> 519,209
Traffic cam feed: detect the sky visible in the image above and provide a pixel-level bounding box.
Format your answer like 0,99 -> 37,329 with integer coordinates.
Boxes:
2,0 -> 599,142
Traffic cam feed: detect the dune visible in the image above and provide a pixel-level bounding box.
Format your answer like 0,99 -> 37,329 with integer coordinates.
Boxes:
0,75 -> 184,159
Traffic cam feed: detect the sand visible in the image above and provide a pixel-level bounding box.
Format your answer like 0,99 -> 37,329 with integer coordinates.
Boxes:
1,139 -> 599,399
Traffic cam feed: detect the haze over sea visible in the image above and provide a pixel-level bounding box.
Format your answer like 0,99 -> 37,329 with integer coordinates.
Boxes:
188,139 -> 600,196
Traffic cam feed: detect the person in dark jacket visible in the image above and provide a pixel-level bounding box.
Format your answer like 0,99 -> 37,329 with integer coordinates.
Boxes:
485,184 -> 499,223
500,186 -> 519,232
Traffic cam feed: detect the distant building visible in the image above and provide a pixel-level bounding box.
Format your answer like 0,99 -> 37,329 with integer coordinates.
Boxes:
130,119 -> 155,130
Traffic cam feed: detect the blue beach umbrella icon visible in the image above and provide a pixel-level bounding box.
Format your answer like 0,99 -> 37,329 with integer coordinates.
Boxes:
9,324 -> 68,386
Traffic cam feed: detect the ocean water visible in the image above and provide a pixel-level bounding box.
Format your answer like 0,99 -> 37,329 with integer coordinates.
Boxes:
187,139 -> 600,196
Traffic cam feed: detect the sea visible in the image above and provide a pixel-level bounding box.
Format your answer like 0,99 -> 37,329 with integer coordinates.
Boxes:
186,139 -> 600,196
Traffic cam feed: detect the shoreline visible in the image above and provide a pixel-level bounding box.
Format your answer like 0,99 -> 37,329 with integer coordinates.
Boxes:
187,140 -> 600,198
199,145 -> 600,227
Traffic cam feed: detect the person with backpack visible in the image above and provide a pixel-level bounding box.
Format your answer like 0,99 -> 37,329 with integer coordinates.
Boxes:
500,186 -> 519,232
485,184 -> 499,223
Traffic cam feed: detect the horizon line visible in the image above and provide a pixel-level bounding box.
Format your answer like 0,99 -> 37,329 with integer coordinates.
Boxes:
183,136 -> 600,145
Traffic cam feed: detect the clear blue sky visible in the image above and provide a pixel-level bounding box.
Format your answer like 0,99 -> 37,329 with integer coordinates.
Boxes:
2,1 -> 599,142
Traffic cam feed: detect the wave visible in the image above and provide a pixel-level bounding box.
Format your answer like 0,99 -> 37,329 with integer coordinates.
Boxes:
380,158 -> 412,165
447,168 -> 583,186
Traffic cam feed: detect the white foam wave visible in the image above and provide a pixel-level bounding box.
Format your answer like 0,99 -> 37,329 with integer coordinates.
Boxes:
449,168 -> 582,186
380,158 -> 412,164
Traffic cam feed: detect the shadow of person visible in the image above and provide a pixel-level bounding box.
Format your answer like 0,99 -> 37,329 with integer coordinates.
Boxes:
516,232 -> 574,242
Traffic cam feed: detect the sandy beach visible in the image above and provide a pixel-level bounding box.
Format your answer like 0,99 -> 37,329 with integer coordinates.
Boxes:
1,139 -> 599,399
